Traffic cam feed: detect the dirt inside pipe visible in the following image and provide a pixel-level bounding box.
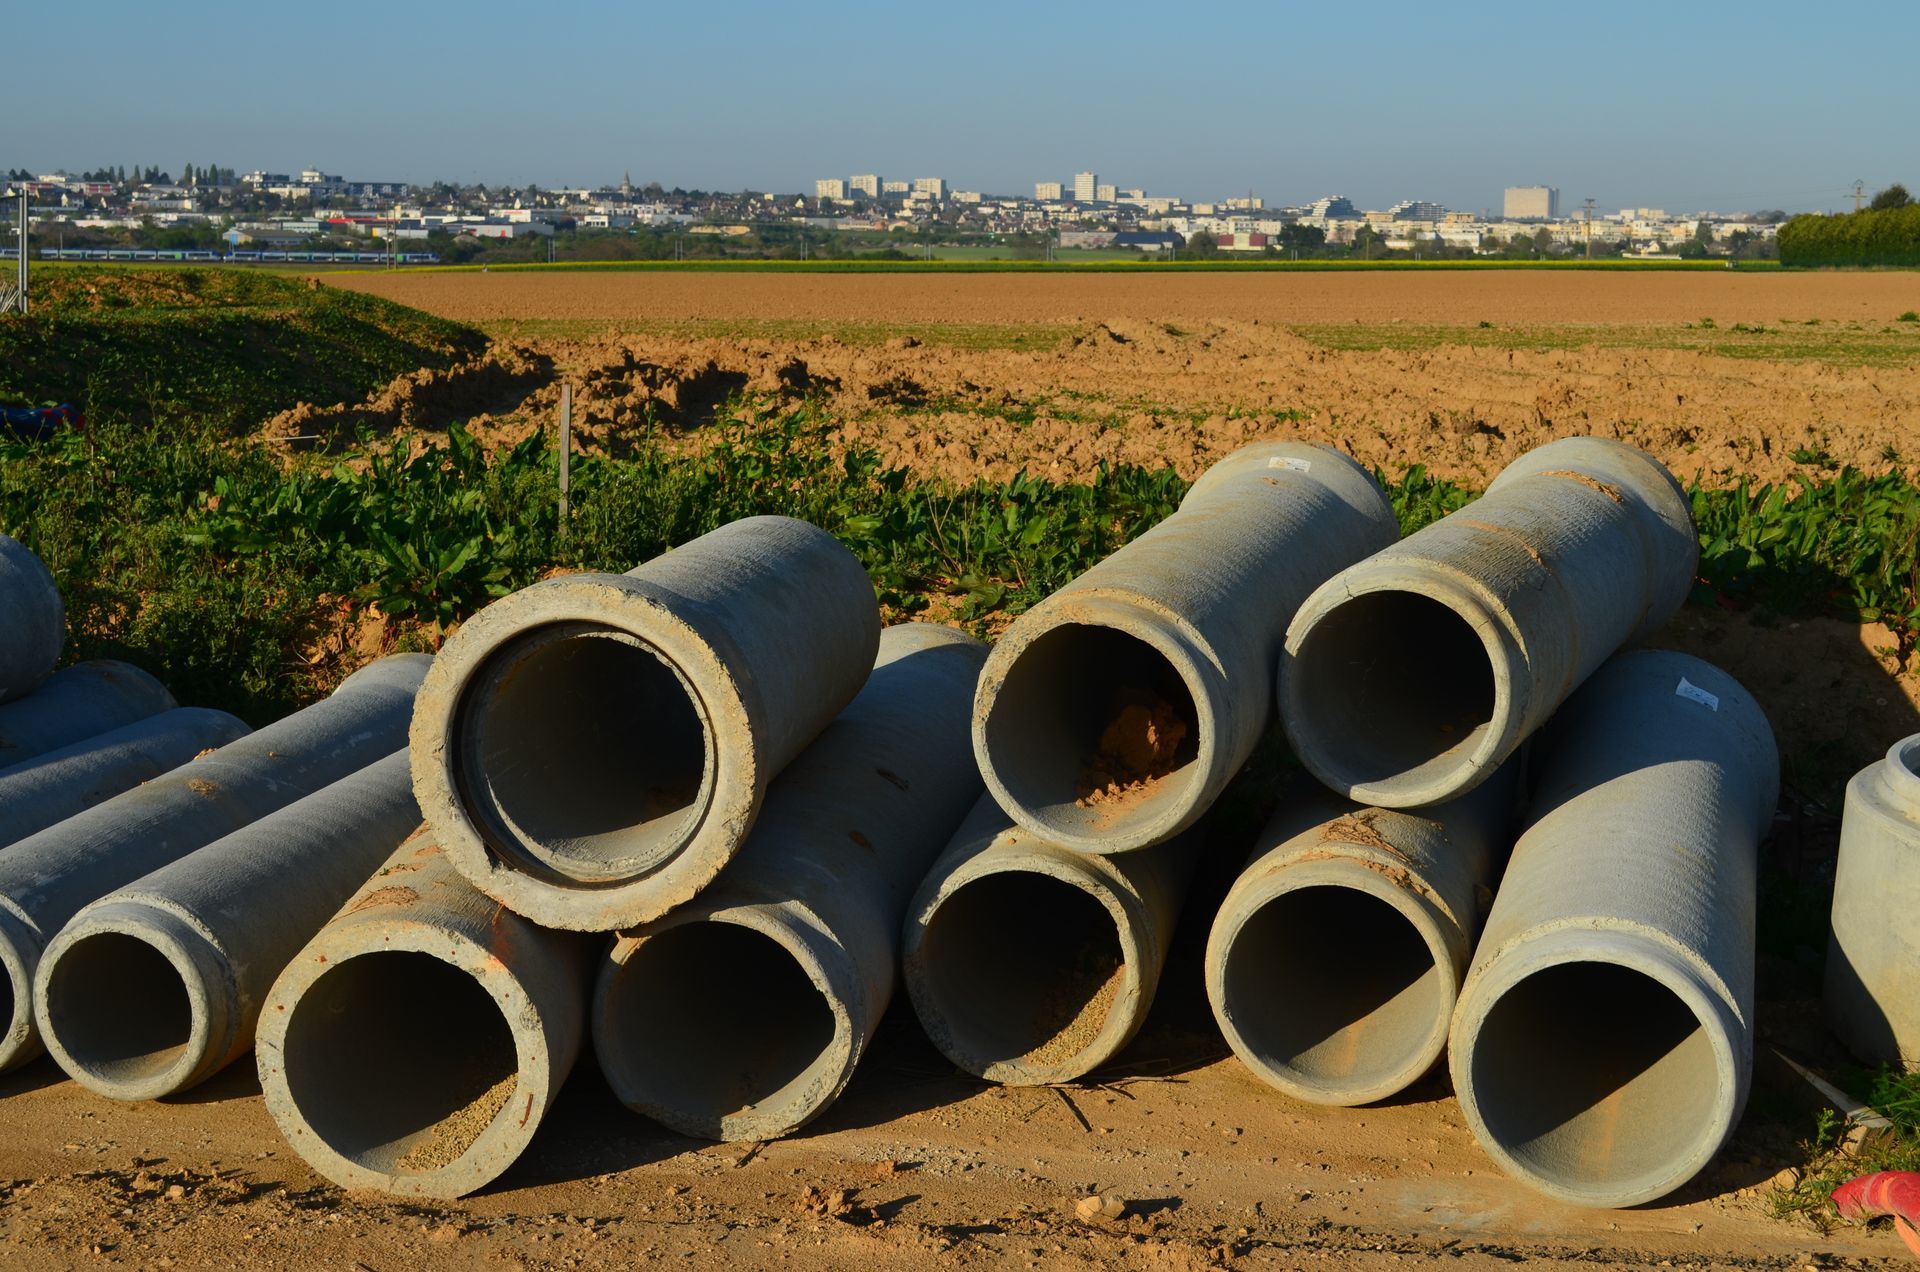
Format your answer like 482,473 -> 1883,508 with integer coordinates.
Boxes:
1075,689 -> 1189,807
393,1073 -> 518,1173
1021,948 -> 1127,1069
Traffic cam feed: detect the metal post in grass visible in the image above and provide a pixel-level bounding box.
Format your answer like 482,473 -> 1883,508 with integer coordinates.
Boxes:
558,383 -> 572,530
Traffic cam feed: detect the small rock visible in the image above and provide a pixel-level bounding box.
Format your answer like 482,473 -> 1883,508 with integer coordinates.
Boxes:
1074,1193 -> 1127,1223
429,1223 -> 461,1243
165,1184 -> 186,1201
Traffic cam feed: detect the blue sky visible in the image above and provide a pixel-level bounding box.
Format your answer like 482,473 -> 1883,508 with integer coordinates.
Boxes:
7,0 -> 1913,214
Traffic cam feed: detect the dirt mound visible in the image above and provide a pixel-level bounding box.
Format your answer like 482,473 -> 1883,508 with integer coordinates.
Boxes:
259,344 -> 551,445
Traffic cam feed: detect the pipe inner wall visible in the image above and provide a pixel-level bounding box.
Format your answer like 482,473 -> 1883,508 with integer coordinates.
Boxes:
1284,591 -> 1499,796
915,871 -> 1128,1076
978,622 -> 1202,844
1218,882 -> 1448,1097
278,950 -> 519,1177
1466,958 -> 1725,1200
596,921 -> 839,1132
37,931 -> 193,1087
456,622 -> 713,883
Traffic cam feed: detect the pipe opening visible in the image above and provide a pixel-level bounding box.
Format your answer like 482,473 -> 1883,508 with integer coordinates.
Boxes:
983,624 -> 1200,838
920,872 -> 1125,1072
1895,737 -> 1920,781
1469,961 -> 1718,1193
458,623 -> 711,883
41,933 -> 192,1085
1290,592 -> 1495,792
600,922 -> 836,1128
280,951 -> 518,1175
1222,885 -> 1443,1094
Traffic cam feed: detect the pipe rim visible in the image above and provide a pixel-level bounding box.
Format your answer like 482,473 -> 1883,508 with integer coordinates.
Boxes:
1207,856 -> 1458,1107
1281,565 -> 1521,809
594,904 -> 857,1142
904,843 -> 1150,1085
974,593 -> 1220,854
35,902 -> 232,1101
1449,927 -> 1742,1208
257,923 -> 554,1199
1881,733 -> 1920,807
0,905 -> 40,1072
412,573 -> 757,931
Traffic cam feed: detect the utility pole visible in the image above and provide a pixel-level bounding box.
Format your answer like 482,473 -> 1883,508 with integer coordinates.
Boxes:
1583,197 -> 1597,260
1853,180 -> 1866,213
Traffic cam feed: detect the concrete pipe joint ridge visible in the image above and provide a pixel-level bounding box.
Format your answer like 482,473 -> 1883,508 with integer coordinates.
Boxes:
973,442 -> 1397,855
412,515 -> 882,931
35,750 -> 422,1101
1825,732 -> 1920,1066
903,796 -> 1197,1085
0,660 -> 178,771
1205,765 -> 1519,1108
0,653 -> 430,1074
0,708 -> 252,851
1281,437 -> 1697,809
1448,649 -> 1778,1209
257,832 -> 592,1200
0,532 -> 64,705
595,623 -> 988,1142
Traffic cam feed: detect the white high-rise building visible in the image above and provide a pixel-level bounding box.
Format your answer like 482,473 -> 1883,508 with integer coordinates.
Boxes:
913,177 -> 947,199
1035,181 -> 1064,201
814,178 -> 846,200
1073,171 -> 1098,202
1504,185 -> 1559,220
848,174 -> 880,198
1095,183 -> 1116,203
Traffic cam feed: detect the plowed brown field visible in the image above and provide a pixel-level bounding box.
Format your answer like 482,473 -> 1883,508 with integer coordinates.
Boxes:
334,267 -> 1920,327
325,269 -> 1920,489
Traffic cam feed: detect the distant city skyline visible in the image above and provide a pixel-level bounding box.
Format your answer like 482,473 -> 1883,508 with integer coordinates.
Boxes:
10,0 -> 1913,216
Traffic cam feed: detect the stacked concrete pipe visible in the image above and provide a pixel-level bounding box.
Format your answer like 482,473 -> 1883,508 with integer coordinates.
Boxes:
35,750 -> 421,1100
0,653 -> 430,1072
1206,765 -> 1518,1107
0,532 -> 63,704
0,661 -> 177,770
1825,731 -> 1920,1066
595,622 -> 986,1142
412,515 -> 881,931
972,442 -> 1398,854
257,831 -> 591,1199
1281,437 -> 1696,809
1448,649 -> 1778,1208
0,708 -> 252,850
903,797 -> 1196,1084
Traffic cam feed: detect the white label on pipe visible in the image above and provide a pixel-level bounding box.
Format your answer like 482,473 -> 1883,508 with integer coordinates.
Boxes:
1269,456 -> 1312,472
1675,677 -> 1720,711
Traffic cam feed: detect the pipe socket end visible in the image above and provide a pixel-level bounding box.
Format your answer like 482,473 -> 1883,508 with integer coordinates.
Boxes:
36,901 -> 235,1101
412,574 -> 755,931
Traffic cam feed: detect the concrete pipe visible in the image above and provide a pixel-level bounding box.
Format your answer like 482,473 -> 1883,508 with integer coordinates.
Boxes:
0,653 -> 430,1072
412,515 -> 881,932
1281,437 -> 1696,809
1448,650 -> 1778,1209
1204,767 -> 1518,1107
594,623 -> 986,1142
257,831 -> 591,1199
973,443 -> 1397,854
1825,732 -> 1920,1067
35,750 -> 421,1100
0,660 -> 177,770
903,797 -> 1196,1085
0,532 -> 63,704
0,707 -> 252,850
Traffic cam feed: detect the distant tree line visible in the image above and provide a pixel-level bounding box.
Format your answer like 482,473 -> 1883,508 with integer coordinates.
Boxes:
1778,184 -> 1920,266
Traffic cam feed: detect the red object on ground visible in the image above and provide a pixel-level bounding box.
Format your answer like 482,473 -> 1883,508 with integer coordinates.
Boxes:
1833,1171 -> 1920,1259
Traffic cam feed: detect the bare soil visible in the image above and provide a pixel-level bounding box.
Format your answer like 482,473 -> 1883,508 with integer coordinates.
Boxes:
308,271 -> 1920,487
333,268 -> 1920,328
